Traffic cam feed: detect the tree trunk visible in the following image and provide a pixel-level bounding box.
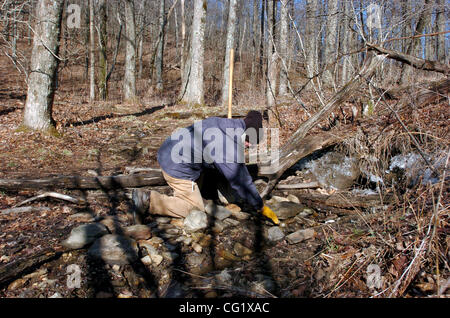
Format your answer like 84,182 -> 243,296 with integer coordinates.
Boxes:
266,0 -> 277,108
278,0 -> 289,96
124,0 -> 137,101
23,0 -> 64,132
155,0 -> 166,92
181,0 -> 207,105
221,0 -> 238,107
89,0 -> 95,101
436,0 -> 446,63
323,0 -> 339,87
305,0 -> 318,80
98,0 -> 108,100
180,0 -> 186,84
251,0 -> 259,85
400,0 -> 431,84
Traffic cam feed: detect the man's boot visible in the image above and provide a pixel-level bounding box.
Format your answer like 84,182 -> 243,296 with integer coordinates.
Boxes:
132,189 -> 150,224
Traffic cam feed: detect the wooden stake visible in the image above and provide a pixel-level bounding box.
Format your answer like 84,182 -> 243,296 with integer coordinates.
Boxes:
228,49 -> 234,119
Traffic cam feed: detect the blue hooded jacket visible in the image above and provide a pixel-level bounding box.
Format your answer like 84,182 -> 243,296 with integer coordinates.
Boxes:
157,117 -> 263,211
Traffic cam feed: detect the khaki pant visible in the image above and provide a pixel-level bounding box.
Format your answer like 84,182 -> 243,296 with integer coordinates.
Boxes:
150,171 -> 205,218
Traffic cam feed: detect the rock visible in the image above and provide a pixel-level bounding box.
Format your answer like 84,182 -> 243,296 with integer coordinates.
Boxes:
62,223 -> 109,249
141,255 -> 152,266
68,213 -> 95,223
192,242 -> 203,253
268,201 -> 308,220
139,242 -> 164,266
286,229 -> 315,244
205,203 -> 232,220
88,234 -> 139,265
215,269 -> 232,284
298,207 -> 314,217
155,217 -> 171,224
123,225 -> 152,240
287,194 -> 300,204
49,292 -> 63,298
233,242 -> 252,257
224,218 -> 240,227
170,218 -> 184,227
212,220 -> 230,233
267,226 -> 285,242
98,216 -> 120,233
183,210 -> 208,232
225,204 -> 241,213
268,196 -> 290,204
230,210 -> 251,220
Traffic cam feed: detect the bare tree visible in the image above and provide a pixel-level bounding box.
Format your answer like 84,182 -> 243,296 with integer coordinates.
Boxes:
323,0 -> 339,87
123,0 -> 137,101
89,0 -> 95,100
98,0 -> 108,100
181,0 -> 207,105
23,0 -> 64,132
278,0 -> 289,96
221,0 -> 238,107
155,0 -> 166,92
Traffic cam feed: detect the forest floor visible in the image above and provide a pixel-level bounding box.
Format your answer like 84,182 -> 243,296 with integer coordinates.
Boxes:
0,51 -> 448,299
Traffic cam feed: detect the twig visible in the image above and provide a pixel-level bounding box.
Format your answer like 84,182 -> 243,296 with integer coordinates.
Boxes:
13,192 -> 85,208
276,182 -> 320,190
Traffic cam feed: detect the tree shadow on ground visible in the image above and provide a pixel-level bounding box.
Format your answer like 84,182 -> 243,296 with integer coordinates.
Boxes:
65,104 -> 167,128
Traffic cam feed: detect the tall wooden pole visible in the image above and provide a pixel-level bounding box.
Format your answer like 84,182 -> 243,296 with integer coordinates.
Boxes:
228,49 -> 234,119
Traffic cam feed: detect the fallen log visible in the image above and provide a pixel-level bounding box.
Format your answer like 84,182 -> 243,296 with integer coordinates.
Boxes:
367,43 -> 450,75
274,191 -> 393,210
0,170 -> 165,191
0,249 -> 64,287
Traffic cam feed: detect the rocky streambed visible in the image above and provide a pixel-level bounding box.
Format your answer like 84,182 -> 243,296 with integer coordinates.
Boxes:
1,192 -> 379,298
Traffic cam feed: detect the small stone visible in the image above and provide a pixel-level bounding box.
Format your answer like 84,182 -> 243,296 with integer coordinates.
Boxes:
68,213 -> 95,223
141,255 -> 152,266
62,223 -> 109,249
268,201 -> 308,220
225,204 -> 241,213
224,218 -> 240,227
147,237 -> 164,246
230,210 -> 251,220
123,225 -> 152,240
268,195 -> 290,203
99,217 -> 120,233
212,220 -> 229,233
155,217 -> 171,224
233,242 -> 252,257
170,219 -> 185,227
286,229 -> 315,244
205,203 -> 232,220
287,194 -> 300,204
0,255 -> 11,263
112,265 -> 121,272
192,242 -> 203,253
151,254 -> 164,266
299,208 -> 314,217
49,292 -> 63,298
184,210 -> 208,232
88,234 -> 139,265
215,269 -> 232,284
267,226 -> 285,242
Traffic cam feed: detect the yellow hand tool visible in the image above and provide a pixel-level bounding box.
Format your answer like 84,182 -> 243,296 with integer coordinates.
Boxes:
261,205 -> 279,225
